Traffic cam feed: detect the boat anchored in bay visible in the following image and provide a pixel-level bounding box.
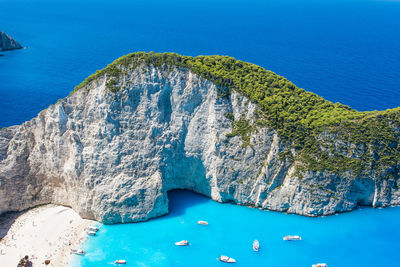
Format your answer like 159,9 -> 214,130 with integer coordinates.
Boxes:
253,240 -> 259,251
283,235 -> 302,241
175,240 -> 189,246
71,249 -> 85,255
88,226 -> 99,232
219,255 -> 236,263
87,230 -> 96,236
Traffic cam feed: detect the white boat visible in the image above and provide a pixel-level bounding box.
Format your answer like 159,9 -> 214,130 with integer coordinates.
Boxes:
219,255 -> 236,263
312,264 -> 328,267
283,235 -> 302,241
87,230 -> 96,236
175,240 -> 189,246
253,240 -> 259,251
71,249 -> 85,255
88,226 -> 99,232
197,220 -> 208,225
115,259 -> 126,264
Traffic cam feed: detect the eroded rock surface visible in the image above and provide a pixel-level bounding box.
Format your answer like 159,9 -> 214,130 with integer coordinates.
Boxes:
0,31 -> 22,51
1,65 -> 399,223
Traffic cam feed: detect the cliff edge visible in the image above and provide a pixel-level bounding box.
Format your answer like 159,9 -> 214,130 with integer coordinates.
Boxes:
1,52 -> 399,223
0,31 -> 22,51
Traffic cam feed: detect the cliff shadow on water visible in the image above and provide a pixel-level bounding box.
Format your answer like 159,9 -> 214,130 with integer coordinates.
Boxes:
167,190 -> 210,218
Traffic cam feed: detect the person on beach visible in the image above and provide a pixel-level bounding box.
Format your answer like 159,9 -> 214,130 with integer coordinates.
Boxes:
17,255 -> 32,267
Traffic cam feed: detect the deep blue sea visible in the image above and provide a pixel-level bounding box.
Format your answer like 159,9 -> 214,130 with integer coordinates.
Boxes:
1,0 -> 400,266
1,0 -> 400,128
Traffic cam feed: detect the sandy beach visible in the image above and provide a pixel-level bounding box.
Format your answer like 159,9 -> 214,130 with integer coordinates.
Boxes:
0,205 -> 95,266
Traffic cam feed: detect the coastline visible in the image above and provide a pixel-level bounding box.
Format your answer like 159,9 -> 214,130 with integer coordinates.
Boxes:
0,204 -> 95,266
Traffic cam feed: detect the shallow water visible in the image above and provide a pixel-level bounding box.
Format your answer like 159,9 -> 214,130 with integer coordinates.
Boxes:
71,190 -> 400,267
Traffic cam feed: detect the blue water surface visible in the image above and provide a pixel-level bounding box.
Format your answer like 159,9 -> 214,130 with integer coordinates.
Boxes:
1,0 -> 400,128
71,190 -> 400,267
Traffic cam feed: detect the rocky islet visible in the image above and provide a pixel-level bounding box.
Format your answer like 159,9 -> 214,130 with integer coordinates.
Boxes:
0,31 -> 22,51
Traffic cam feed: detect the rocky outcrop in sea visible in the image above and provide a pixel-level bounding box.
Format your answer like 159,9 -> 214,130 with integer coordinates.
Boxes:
0,31 -> 22,51
1,53 -> 399,224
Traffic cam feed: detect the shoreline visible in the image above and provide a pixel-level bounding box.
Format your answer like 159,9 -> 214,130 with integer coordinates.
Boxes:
0,204 -> 95,266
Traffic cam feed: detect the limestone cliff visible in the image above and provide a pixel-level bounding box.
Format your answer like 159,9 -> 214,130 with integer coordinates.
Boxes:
0,31 -> 22,51
1,53 -> 399,223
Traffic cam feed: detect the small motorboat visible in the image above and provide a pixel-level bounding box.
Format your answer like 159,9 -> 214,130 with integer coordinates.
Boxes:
312,264 -> 328,267
71,249 -> 85,255
283,235 -> 302,241
87,230 -> 96,236
175,240 -> 189,246
253,240 -> 259,251
88,226 -> 99,232
115,259 -> 126,264
197,220 -> 208,225
219,255 -> 236,263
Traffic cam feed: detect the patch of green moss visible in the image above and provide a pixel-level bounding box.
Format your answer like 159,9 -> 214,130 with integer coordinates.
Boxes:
224,112 -> 234,121
73,62 -> 123,93
106,79 -> 119,92
226,116 -> 254,148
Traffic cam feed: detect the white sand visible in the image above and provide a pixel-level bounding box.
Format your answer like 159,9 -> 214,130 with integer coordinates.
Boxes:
0,205 -> 96,266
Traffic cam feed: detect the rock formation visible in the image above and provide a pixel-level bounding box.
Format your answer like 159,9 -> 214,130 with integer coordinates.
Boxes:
0,31 -> 22,51
1,53 -> 399,224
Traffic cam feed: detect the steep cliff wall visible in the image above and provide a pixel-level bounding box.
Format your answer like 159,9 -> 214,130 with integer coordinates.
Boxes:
1,53 -> 400,223
0,31 -> 22,51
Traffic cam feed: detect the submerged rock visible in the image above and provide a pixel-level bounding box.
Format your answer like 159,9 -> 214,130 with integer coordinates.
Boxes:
0,53 -> 399,223
0,31 -> 22,51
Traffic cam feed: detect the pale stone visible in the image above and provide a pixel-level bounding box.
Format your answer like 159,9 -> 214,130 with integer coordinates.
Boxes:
0,64 -> 399,224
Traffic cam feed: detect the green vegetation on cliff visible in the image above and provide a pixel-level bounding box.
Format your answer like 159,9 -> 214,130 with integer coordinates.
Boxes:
73,52 -> 400,177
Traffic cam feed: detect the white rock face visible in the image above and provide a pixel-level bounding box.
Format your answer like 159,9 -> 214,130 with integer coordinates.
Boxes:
0,65 -> 399,223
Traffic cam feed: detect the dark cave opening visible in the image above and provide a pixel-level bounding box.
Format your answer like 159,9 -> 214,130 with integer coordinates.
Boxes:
166,189 -> 210,218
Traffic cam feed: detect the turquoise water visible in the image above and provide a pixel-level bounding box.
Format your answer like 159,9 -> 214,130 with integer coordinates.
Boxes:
71,190 -> 400,267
